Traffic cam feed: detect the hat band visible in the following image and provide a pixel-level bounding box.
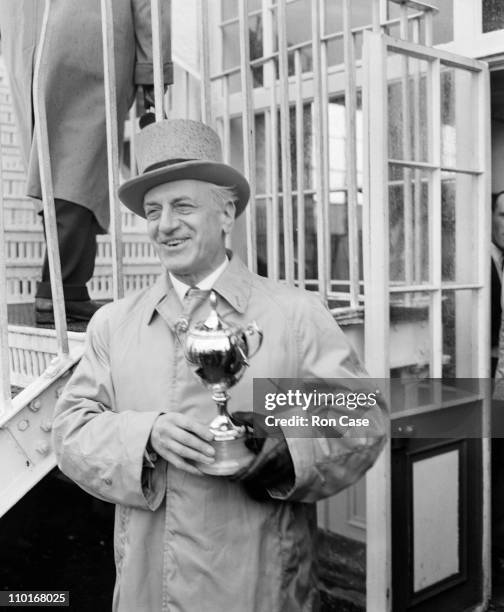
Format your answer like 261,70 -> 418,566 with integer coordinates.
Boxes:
143,158 -> 196,174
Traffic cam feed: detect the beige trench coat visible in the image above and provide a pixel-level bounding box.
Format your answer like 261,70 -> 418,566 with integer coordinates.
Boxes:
0,0 -> 172,231
52,255 -> 387,612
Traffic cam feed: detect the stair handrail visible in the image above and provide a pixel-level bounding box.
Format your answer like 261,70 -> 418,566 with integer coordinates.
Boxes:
33,0 -> 69,358
0,126 -> 11,416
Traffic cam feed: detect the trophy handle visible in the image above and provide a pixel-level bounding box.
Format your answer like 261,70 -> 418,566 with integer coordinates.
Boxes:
244,322 -> 263,358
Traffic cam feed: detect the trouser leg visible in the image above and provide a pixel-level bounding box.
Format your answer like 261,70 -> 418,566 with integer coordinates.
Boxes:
36,199 -> 98,301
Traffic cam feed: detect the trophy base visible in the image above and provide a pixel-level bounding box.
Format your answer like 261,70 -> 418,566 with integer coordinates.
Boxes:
197,437 -> 255,476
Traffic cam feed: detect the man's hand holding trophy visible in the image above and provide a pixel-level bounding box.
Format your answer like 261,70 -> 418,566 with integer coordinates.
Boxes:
184,291 -> 263,476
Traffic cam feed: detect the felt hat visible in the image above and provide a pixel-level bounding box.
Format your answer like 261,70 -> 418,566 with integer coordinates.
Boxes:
118,119 -> 250,217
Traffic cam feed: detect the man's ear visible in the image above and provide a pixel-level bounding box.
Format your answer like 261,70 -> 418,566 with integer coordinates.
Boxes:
222,200 -> 236,235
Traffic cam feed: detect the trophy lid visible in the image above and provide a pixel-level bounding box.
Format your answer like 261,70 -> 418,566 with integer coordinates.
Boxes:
202,292 -> 221,331
187,292 -> 235,339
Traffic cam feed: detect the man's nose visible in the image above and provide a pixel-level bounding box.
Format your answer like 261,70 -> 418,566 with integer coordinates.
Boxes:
158,207 -> 179,233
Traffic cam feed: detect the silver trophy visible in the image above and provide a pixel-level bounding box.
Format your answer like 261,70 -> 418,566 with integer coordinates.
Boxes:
184,291 -> 263,475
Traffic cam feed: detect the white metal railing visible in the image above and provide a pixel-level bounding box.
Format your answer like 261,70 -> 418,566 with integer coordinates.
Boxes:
238,0 -> 258,272
101,0 -> 125,301
0,124 -> 11,415
33,0 -> 69,357
204,0 -> 437,306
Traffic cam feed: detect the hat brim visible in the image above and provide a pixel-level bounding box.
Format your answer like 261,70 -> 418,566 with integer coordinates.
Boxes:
118,160 -> 250,218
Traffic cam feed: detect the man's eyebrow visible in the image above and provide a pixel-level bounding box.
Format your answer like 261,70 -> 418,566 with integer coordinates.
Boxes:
143,196 -> 195,208
171,196 -> 195,204
143,200 -> 160,209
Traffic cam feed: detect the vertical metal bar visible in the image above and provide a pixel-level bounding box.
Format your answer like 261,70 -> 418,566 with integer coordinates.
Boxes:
294,49 -> 305,288
0,134 -> 11,414
33,0 -> 69,356
424,9 -> 433,47
221,75 -> 232,251
343,0 -> 360,308
222,76 -> 231,164
129,106 -> 138,178
238,0 -> 257,272
320,1 -> 331,295
277,0 -> 294,285
198,0 -> 212,124
150,0 -> 165,121
270,93 -> 280,280
429,58 -> 442,377
362,29 -> 391,612
264,108 -> 274,277
380,0 -> 388,30
183,70 -> 190,119
311,0 -> 328,300
477,65 -> 492,607
263,0 -> 280,281
101,0 -> 124,300
400,7 -> 413,294
412,18 -> 422,283
372,0 -> 381,32
475,71 -> 491,373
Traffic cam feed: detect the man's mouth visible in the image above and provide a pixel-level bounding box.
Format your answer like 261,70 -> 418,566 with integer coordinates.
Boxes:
161,238 -> 189,248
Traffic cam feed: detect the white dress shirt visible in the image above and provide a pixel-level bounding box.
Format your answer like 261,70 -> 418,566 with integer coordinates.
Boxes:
169,256 -> 229,303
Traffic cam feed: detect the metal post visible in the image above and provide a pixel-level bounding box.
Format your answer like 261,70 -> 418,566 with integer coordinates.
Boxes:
477,65 -> 492,607
424,8 -> 433,46
0,132 -> 11,414
362,30 -> 392,612
129,106 -> 138,178
400,5 -> 414,295
294,49 -> 306,288
33,0 -> 69,356
372,0 -> 382,32
428,56 -> 442,377
238,0 -> 257,272
198,0 -> 212,124
343,0 -> 361,308
263,0 -> 280,281
277,0 -> 294,285
222,75 -> 231,164
311,0 -> 328,301
412,18 -> 422,283
320,1 -> 331,295
101,0 -> 124,300
150,0 -> 165,121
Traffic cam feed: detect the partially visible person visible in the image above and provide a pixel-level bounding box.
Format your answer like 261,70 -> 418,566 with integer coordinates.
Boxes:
0,0 -> 172,323
491,191 -> 504,583
492,191 -> 504,376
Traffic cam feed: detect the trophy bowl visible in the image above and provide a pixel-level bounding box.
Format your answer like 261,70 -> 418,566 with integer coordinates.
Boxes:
184,292 -> 263,475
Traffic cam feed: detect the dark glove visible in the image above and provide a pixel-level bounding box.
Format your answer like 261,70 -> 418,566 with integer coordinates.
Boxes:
142,84 -> 168,113
142,85 -> 155,111
230,411 -> 295,502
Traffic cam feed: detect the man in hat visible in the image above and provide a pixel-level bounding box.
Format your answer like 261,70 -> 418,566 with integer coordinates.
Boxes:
52,119 -> 386,611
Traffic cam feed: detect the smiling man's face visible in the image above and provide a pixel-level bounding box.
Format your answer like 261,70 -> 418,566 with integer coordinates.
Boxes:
143,179 -> 234,285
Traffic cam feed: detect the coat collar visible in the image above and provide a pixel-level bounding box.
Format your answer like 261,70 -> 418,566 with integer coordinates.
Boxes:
144,251 -> 252,326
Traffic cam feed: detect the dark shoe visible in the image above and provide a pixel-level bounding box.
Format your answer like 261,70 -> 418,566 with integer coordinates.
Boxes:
35,298 -> 103,324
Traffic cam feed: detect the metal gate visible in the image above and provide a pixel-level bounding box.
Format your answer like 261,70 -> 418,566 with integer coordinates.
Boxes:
363,29 -> 491,611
